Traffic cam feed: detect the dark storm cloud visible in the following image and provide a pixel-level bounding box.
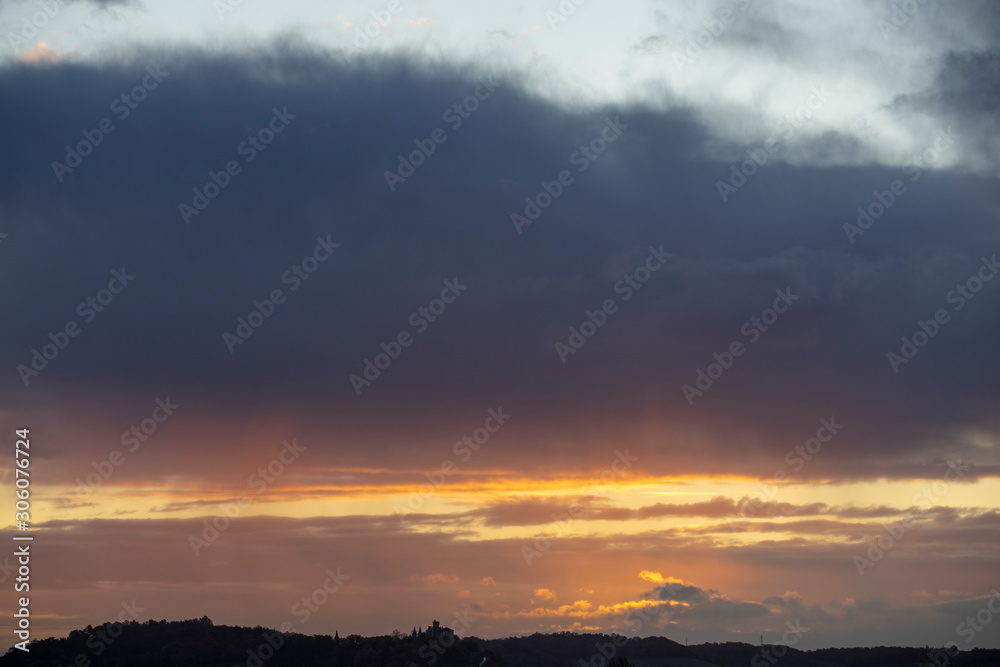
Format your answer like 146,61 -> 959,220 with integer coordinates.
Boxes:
892,48 -> 1000,174
641,579 -> 771,622
671,596 -> 772,622
644,580 -> 712,604
0,46 -> 997,481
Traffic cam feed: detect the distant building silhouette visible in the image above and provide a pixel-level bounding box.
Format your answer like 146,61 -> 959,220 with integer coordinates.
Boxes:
422,619 -> 454,641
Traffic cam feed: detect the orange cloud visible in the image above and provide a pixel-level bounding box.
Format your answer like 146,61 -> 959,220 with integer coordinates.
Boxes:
497,599 -> 668,619
481,576 -> 497,587
17,42 -> 59,64
533,588 -> 557,601
639,572 -> 694,588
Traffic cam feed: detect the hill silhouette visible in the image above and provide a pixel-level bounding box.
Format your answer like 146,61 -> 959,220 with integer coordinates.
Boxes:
2,618 -> 999,667
0,617 -> 500,667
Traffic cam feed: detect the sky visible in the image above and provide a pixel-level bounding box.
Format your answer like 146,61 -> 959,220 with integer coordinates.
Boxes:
1,0 -> 999,653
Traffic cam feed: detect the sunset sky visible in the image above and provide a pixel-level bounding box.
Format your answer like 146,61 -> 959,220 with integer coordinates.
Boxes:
1,0 -> 999,653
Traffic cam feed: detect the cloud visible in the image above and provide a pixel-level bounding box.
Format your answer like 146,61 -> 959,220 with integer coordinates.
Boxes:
630,34 -> 670,55
671,596 -> 772,622
444,496 -> 1000,529
1,31 -> 998,649
64,0 -> 142,5
643,578 -> 712,605
533,588 -> 557,602
1,49 -> 997,488
14,511 -> 1000,645
16,41 -> 59,64
891,49 -> 1000,175
635,0 -> 1000,173
408,17 -> 438,27
636,578 -> 779,625
409,573 -> 460,585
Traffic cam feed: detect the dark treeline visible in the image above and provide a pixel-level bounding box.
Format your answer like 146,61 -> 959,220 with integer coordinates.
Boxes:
0,618 -> 500,667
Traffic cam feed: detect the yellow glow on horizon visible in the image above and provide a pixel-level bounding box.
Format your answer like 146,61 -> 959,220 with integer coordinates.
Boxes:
16,473 -> 1000,550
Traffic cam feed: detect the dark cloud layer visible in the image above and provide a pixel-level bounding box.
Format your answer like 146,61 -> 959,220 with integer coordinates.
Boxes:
0,47 -> 997,484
